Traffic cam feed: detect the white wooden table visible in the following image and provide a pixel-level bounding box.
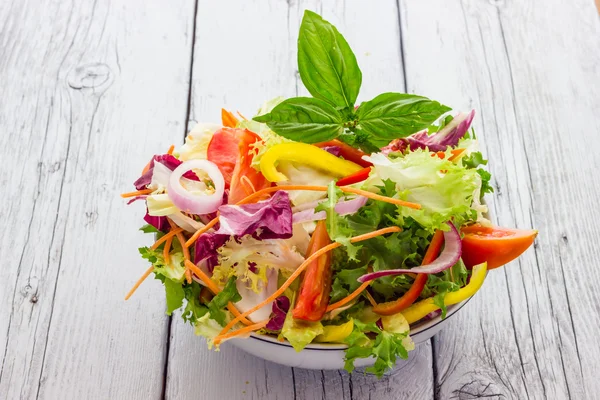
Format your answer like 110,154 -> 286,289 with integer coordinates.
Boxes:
2,1 -> 600,399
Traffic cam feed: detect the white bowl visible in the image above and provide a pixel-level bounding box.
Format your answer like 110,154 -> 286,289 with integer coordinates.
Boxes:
230,297 -> 472,370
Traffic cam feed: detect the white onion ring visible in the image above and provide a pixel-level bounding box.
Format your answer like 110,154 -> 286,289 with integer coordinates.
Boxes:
167,160 -> 224,215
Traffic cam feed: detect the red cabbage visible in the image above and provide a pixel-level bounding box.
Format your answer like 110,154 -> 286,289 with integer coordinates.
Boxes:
194,233 -> 229,272
266,296 -> 290,331
215,190 -> 293,240
381,110 -> 475,154
134,154 -> 199,190
143,210 -> 169,233
194,191 -> 294,270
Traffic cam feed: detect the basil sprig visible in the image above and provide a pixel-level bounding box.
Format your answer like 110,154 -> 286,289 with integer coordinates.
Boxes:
254,10 -> 450,150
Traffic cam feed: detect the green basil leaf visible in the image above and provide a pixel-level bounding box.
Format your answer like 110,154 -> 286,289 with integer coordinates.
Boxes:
297,10 -> 362,108
356,93 -> 451,147
253,97 -> 344,143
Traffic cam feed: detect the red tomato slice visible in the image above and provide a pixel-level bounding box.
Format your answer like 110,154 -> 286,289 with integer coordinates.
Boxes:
229,131 -> 271,204
207,128 -> 241,185
293,221 -> 333,321
207,128 -> 271,204
461,224 -> 538,270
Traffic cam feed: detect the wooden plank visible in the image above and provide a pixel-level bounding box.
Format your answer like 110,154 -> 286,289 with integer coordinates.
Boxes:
165,0 -> 435,399
400,0 -> 600,398
0,1 -> 195,398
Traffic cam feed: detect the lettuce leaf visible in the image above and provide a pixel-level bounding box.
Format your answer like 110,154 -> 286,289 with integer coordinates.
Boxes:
281,311 -> 324,352
364,150 -> 480,231
343,314 -> 413,377
207,276 -> 242,326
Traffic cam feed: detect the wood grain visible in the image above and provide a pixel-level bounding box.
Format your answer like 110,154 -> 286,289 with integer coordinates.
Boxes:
400,0 -> 600,398
0,0 -> 195,398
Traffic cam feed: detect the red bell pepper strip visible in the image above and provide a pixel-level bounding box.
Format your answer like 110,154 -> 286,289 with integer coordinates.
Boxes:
372,229 -> 444,316
293,221 -> 333,321
315,139 -> 373,168
336,167 -> 372,186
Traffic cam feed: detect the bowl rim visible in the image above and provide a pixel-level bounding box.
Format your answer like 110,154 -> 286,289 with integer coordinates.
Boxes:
248,293 -> 475,351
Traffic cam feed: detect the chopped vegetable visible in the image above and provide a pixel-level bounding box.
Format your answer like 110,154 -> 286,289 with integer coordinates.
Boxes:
259,143 -> 363,182
401,262 -> 488,324
293,221 -> 333,321
372,230 -> 444,315
461,224 -> 537,269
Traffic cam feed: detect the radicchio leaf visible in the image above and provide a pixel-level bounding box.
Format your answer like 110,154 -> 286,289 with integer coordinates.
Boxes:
266,296 -> 290,331
215,190 -> 293,239
381,110 -> 475,154
143,209 -> 169,233
194,191 -> 294,271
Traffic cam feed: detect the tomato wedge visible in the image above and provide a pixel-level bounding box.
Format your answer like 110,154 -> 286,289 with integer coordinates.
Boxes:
461,224 -> 538,270
293,221 -> 333,321
315,139 -> 372,168
207,128 -> 241,184
373,229 -> 444,316
207,128 -> 270,204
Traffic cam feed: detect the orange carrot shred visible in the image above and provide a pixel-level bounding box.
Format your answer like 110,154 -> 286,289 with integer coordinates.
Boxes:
121,189 -> 153,198
236,111 -> 248,121
222,109 -> 240,127
326,267 -> 373,312
167,218 -> 192,283
167,145 -> 175,155
124,265 -> 154,300
185,260 -> 253,326
213,320 -> 269,346
218,226 -> 401,337
163,236 -> 173,266
185,217 -> 219,248
185,185 -> 418,249
150,228 -> 184,250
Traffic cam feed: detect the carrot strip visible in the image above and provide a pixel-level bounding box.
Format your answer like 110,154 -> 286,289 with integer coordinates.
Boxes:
185,217 -> 219,248
124,265 -> 154,300
213,320 -> 269,346
184,260 -> 253,326
167,145 -> 175,155
326,281 -> 370,312
236,111 -> 248,121
185,260 -> 220,294
326,266 -> 373,312
237,185 -> 421,210
218,226 -> 401,337
185,185 -> 418,249
364,290 -> 378,308
167,219 -> 192,283
150,228 -> 184,250
121,189 -> 153,198
163,236 -> 173,266
222,109 -> 240,127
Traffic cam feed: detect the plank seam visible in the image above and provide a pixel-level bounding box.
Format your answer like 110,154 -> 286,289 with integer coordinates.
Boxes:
35,101 -> 75,400
161,0 -> 199,397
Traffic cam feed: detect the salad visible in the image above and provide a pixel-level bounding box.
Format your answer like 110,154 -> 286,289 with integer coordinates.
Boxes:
122,11 -> 537,377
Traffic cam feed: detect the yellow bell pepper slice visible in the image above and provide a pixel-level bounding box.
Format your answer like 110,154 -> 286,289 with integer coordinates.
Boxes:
259,143 -> 363,182
402,262 -> 487,324
313,319 -> 354,343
